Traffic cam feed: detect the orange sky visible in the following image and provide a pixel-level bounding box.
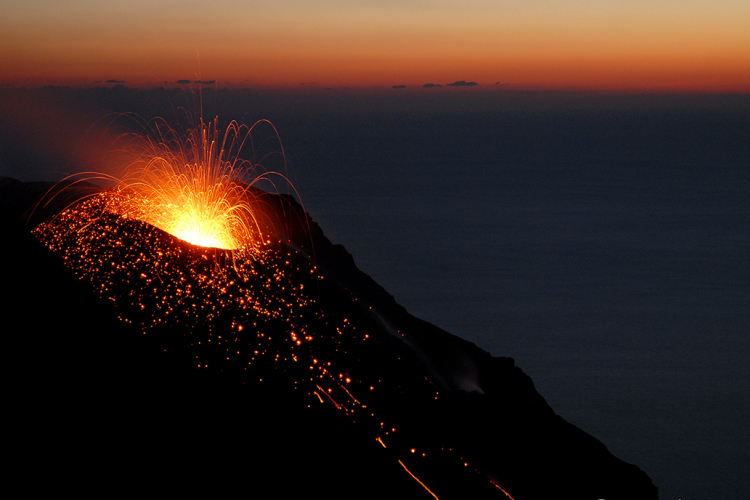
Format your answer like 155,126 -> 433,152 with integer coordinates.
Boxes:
2,1 -> 748,91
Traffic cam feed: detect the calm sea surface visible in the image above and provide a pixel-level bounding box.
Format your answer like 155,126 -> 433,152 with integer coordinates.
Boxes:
277,106 -> 749,500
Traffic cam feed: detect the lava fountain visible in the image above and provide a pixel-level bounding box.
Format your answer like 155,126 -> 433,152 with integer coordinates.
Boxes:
35,114 -> 294,252
110,115 -> 289,250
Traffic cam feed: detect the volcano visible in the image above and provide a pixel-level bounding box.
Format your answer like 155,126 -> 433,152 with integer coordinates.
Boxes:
2,177 -> 657,499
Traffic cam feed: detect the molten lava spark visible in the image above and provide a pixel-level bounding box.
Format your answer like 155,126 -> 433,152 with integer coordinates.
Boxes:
109,115 -> 293,250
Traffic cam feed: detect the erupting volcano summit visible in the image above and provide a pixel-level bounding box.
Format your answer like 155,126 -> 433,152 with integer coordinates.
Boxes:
2,172 -> 657,499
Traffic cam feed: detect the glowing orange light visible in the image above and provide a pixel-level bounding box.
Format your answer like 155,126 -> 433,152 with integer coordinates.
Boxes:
110,117 -> 264,249
83,114 -> 298,252
490,480 -> 516,500
398,460 -> 439,500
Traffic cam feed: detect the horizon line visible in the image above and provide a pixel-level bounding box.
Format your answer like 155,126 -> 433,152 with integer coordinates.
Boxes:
2,81 -> 749,96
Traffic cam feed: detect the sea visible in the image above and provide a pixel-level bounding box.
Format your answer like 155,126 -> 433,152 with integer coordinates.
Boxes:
2,87 -> 748,499
274,93 -> 749,500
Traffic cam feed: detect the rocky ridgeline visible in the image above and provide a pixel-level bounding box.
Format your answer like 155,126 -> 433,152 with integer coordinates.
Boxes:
1,177 -> 657,499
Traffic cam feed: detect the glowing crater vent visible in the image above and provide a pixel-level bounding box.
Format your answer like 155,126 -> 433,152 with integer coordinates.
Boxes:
140,176 -> 253,250
115,116 -> 274,250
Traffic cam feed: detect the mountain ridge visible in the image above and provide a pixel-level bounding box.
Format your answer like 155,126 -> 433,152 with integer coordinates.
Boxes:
1,178 -> 657,499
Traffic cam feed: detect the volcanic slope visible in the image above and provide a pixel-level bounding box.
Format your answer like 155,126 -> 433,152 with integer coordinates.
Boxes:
1,177 -> 657,499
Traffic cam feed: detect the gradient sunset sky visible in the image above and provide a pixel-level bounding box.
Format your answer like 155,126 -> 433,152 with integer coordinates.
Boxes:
2,0 -> 749,91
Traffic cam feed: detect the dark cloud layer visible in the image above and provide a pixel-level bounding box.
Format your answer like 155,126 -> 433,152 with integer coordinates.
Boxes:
446,81 -> 477,87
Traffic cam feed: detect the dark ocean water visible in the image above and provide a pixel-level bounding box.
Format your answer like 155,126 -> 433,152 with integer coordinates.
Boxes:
275,105 -> 749,500
2,89 -> 748,499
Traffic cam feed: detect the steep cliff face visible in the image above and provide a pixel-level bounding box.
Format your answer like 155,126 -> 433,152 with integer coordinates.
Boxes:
2,178 -> 657,499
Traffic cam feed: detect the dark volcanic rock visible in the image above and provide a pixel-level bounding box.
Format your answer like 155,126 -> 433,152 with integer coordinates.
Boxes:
1,179 -> 657,499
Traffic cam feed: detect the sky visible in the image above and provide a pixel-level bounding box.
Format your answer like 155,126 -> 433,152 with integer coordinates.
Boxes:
1,0 -> 749,91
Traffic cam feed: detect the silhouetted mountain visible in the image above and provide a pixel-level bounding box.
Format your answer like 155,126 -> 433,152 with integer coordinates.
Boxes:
1,179 -> 657,499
